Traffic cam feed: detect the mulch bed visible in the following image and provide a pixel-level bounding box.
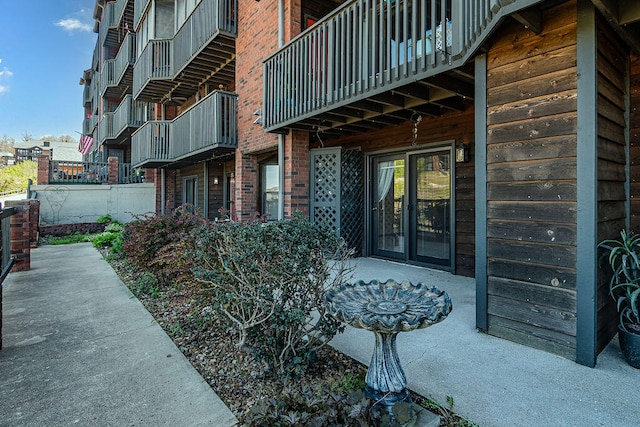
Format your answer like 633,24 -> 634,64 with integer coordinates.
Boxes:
106,254 -> 473,426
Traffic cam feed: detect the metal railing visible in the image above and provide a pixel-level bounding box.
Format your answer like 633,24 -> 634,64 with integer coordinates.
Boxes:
0,207 -> 16,283
49,160 -> 141,184
119,163 -> 145,184
132,91 -> 237,166
50,161 -> 109,184
263,0 -> 528,131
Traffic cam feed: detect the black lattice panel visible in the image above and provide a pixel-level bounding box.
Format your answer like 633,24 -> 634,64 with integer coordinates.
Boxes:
314,206 -> 338,230
341,149 -> 363,256
313,153 -> 339,204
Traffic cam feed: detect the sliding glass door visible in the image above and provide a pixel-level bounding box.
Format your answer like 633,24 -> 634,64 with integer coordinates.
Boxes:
371,148 -> 452,268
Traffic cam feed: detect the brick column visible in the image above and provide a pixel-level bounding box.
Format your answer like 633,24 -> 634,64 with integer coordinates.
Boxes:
107,157 -> 118,184
284,131 -> 310,218
6,200 -> 32,272
234,153 -> 258,221
37,153 -> 50,185
28,200 -> 39,248
160,169 -> 177,214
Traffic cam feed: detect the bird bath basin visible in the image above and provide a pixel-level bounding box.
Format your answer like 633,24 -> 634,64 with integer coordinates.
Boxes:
326,279 -> 452,422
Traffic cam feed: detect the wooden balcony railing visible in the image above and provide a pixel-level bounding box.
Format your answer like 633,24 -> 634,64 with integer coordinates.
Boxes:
132,91 -> 237,167
101,32 -> 136,97
133,0 -> 237,100
99,95 -> 146,143
83,84 -> 92,106
131,121 -> 172,167
134,0 -> 151,31
100,0 -> 127,47
132,38 -> 172,99
263,0 -> 536,132
173,0 -> 237,76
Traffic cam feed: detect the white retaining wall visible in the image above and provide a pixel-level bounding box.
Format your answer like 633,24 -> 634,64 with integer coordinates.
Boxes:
31,183 -> 156,225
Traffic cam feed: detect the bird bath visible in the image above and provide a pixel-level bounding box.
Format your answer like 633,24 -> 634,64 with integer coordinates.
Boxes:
326,279 -> 452,422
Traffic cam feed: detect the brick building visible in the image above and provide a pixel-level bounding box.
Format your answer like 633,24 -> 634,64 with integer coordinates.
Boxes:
83,0 -> 640,366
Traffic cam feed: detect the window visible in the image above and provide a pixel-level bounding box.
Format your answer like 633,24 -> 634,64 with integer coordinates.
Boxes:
183,176 -> 198,206
260,163 -> 279,221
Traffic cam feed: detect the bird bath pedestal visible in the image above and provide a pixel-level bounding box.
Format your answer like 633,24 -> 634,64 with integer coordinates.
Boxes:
326,279 -> 452,424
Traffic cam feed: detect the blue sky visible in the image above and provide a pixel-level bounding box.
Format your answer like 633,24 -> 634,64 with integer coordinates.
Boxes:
0,0 -> 97,142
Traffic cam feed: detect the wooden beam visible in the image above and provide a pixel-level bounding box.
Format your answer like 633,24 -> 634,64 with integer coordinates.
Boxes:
475,53 -> 488,332
575,0 -> 598,368
512,8 -> 542,34
620,2 -> 640,25
423,74 -> 475,99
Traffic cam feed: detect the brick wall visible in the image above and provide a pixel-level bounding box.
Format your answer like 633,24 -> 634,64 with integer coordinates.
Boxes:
235,0 -> 305,220
107,157 -> 118,185
284,130 -> 309,217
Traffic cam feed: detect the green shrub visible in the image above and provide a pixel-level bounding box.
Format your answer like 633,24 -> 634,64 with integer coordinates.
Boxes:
121,205 -> 207,286
91,231 -> 121,249
192,212 -> 354,377
104,222 -> 124,233
96,214 -> 113,223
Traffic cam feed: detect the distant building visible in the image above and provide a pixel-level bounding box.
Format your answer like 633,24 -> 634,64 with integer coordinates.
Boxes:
13,140 -> 82,163
0,152 -> 15,166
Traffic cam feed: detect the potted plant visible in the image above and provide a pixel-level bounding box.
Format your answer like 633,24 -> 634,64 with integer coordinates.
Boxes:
599,230 -> 640,368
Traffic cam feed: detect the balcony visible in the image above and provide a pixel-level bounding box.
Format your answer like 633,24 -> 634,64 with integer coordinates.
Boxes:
83,84 -> 92,107
101,32 -> 136,99
132,91 -> 237,168
133,0 -> 237,102
99,95 -> 147,145
101,0 -> 134,48
263,0 -> 538,135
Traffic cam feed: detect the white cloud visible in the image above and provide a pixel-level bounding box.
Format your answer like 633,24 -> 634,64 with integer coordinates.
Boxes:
0,67 -> 13,78
55,18 -> 92,33
0,86 -> 8,95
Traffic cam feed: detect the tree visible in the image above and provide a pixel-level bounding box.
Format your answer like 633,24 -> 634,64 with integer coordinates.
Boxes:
21,132 -> 33,142
0,134 -> 15,152
0,161 -> 37,193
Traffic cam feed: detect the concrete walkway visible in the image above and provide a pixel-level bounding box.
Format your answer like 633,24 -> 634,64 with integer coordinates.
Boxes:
0,243 -> 237,427
332,258 -> 640,427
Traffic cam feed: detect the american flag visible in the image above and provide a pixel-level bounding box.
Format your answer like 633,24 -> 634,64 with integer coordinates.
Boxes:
78,134 -> 94,155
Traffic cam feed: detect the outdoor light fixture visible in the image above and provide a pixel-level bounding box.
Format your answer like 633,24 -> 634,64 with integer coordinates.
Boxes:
213,176 -> 220,185
455,143 -> 469,163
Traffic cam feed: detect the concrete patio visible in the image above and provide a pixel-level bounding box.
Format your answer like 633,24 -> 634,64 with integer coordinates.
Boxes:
333,258 -> 639,426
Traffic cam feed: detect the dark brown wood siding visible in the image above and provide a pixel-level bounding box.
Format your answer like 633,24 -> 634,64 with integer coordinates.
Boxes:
206,161 -> 226,221
596,16 -> 630,352
175,163 -> 205,212
323,106 -> 476,277
484,1 -> 578,359
630,54 -> 640,230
